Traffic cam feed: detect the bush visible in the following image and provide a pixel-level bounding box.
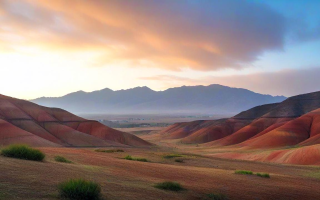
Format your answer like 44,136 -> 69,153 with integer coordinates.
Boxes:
204,193 -> 228,200
235,170 -> 253,175
136,158 -> 148,162
124,155 -> 133,160
1,145 -> 45,161
175,158 -> 184,163
124,155 -> 148,162
163,154 -> 183,159
154,181 -> 183,191
256,173 -> 270,178
58,179 -> 101,200
95,149 -> 124,153
55,156 -> 72,163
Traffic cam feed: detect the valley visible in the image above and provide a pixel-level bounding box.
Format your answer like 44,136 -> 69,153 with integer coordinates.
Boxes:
1,1 -> 319,199
1,91 -> 320,199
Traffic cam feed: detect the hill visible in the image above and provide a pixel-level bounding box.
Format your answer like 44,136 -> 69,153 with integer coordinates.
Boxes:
31,84 -> 286,115
161,91 -> 320,148
0,94 -> 151,147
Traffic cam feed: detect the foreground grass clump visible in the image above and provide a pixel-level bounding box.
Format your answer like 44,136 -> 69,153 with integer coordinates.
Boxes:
54,156 -> 72,163
58,179 -> 101,200
235,170 -> 253,175
1,145 -> 45,161
95,149 -> 124,153
204,193 -> 228,200
175,158 -> 184,163
154,181 -> 184,191
256,173 -> 270,178
163,154 -> 183,159
124,155 -> 148,162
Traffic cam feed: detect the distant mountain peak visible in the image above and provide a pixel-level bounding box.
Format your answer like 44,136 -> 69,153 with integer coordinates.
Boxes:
31,84 -> 286,115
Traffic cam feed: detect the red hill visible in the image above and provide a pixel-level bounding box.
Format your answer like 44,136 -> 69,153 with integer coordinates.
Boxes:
0,94 -> 151,147
162,91 -> 320,149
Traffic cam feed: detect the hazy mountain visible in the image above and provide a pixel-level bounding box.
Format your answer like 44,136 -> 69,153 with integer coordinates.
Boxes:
31,84 -> 286,115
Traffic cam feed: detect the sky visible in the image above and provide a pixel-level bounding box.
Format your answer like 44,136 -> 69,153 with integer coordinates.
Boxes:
0,0 -> 320,99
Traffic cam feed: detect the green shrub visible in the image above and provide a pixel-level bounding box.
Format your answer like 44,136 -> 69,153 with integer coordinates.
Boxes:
58,179 -> 101,200
175,158 -> 184,163
1,145 -> 45,161
154,181 -> 183,191
256,173 -> 270,178
54,156 -> 72,163
235,170 -> 253,175
163,154 -> 183,159
95,149 -> 124,153
124,155 -> 133,160
204,193 -> 228,200
136,158 -> 148,162
124,155 -> 148,162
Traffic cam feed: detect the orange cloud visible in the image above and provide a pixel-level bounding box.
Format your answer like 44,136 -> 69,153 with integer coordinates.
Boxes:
0,0 -> 286,70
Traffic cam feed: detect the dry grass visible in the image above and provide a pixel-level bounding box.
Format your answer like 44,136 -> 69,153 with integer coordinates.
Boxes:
94,149 -> 124,153
54,156 -> 72,163
0,147 -> 319,200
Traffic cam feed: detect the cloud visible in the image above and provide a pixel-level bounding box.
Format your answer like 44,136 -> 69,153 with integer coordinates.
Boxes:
140,67 -> 320,97
0,0 -> 287,70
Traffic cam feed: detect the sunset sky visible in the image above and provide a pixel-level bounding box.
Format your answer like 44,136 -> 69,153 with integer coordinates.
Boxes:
0,0 -> 320,99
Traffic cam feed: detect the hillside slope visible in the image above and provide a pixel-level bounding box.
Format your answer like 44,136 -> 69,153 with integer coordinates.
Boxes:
162,91 -> 320,149
207,91 -> 320,147
161,103 -> 279,143
0,94 -> 151,147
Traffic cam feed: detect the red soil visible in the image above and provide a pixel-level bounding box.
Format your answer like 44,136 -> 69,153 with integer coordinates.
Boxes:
3,147 -> 320,199
241,109 -> 320,149
0,94 -> 151,147
181,118 -> 251,144
213,144 -> 320,165
0,119 -> 59,147
64,121 -> 151,146
163,92 -> 320,151
161,103 -> 279,144
206,117 -> 293,147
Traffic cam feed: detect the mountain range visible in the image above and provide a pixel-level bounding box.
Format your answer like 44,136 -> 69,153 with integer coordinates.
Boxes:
32,84 -> 286,115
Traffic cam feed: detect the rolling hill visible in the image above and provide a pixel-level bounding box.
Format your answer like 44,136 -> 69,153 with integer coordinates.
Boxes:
161,91 -> 320,149
32,84 -> 286,115
0,94 -> 151,147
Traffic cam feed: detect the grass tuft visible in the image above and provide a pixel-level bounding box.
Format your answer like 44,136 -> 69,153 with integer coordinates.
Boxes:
256,173 -> 270,178
204,193 -> 228,200
95,149 -> 124,153
58,179 -> 101,200
124,155 -> 133,160
54,156 -> 72,163
175,158 -> 184,163
163,154 -> 183,159
124,155 -> 148,162
154,181 -> 184,191
1,144 -> 45,161
136,158 -> 148,162
235,170 -> 253,175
